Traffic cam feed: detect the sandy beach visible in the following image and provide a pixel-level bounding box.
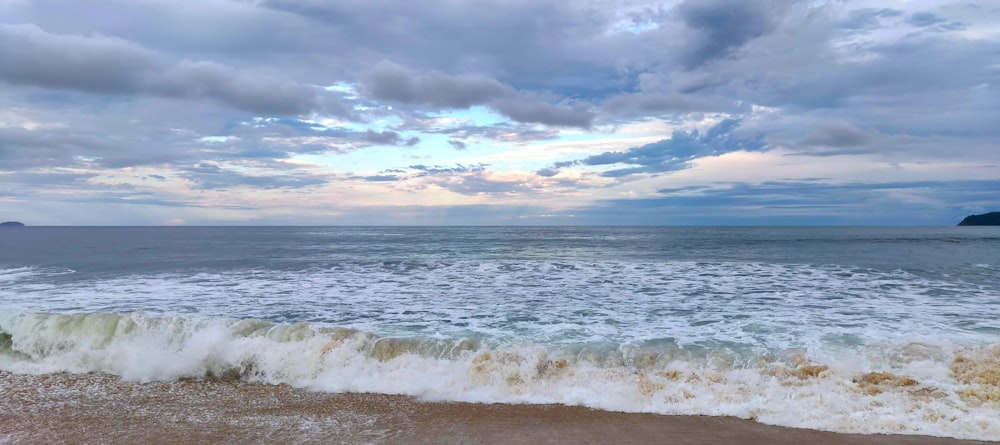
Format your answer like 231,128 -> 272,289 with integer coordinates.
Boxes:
0,372 -> 992,445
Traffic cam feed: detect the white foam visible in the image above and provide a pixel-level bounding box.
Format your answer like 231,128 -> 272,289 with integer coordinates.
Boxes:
1,311 -> 998,441
0,267 -> 39,283
1,261 -> 996,350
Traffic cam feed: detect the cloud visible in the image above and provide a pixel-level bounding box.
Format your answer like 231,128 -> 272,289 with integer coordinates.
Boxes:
570,179 -> 1000,225
0,106 -> 426,176
639,4 -> 1000,142
428,173 -> 533,196
906,12 -> 947,27
489,97 -> 595,128
181,163 -> 327,190
0,126 -> 111,169
150,60 -> 342,116
0,24 -> 155,93
799,121 -> 869,148
300,204 -> 560,225
362,61 -> 594,128
261,0 -> 624,95
535,168 -> 559,177
406,164 -> 584,196
408,164 -> 487,176
837,9 -> 903,30
352,164 -> 491,185
346,163 -> 546,196
0,170 -> 99,190
424,123 -> 561,143
675,0 -> 786,69
362,60 -> 513,108
447,140 -> 467,150
548,119 -> 765,177
361,129 -> 420,146
0,24 -> 348,116
600,93 -> 740,118
355,174 -> 402,182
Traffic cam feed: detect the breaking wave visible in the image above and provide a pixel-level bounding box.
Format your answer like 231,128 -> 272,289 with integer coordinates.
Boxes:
2,311 -> 998,441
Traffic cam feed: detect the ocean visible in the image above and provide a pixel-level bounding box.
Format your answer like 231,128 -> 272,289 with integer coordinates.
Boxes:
1,226 -> 999,441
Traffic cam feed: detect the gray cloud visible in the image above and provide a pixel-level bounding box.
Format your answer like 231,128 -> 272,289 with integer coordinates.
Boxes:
600,92 -> 742,119
150,60 -> 337,116
419,122 -> 561,143
362,61 -> 595,128
0,105 -> 426,176
675,0 -> 786,69
535,168 -> 559,177
1,0 -> 320,58
447,140 -> 467,150
799,121 -> 869,148
633,4 -> 1000,144
362,60 -> 513,108
837,9 -> 903,30
261,0 -> 624,95
0,171 -> 99,191
772,37 -> 999,125
548,119 -> 764,177
906,12 -> 947,27
354,174 -> 401,182
573,179 -> 1000,225
352,164 -> 492,184
0,24 -> 155,93
0,93 -> 291,172
408,164 -> 487,176
0,126 -> 108,169
403,164 -> 549,196
431,174 -> 532,196
181,164 -> 327,190
361,129 -> 420,146
0,24 -> 348,116
490,98 -> 595,129
348,162 -> 536,195
287,204 -> 559,226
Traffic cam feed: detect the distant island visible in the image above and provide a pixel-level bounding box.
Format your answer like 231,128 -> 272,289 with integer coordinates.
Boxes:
0,221 -> 25,227
957,212 -> 1000,226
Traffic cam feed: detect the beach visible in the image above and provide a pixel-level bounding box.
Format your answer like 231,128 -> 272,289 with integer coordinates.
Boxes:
1,372 -> 992,445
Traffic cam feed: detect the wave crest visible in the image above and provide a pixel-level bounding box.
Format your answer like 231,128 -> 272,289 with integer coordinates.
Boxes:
1,311 -> 999,440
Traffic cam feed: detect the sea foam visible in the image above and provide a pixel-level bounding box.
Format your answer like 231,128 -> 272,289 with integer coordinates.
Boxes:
2,311 -> 998,441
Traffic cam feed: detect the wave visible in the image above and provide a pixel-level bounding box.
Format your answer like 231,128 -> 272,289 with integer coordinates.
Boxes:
0,267 -> 43,283
5,260 -> 997,347
1,311 -> 998,441
0,265 -> 76,281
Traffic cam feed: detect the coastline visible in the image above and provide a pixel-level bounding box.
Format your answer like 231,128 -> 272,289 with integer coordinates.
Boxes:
1,372 -> 991,445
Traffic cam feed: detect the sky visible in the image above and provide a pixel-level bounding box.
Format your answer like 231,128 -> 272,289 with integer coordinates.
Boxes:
0,0 -> 997,225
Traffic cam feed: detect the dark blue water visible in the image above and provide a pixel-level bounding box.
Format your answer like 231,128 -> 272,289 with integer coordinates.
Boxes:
2,226 -> 998,279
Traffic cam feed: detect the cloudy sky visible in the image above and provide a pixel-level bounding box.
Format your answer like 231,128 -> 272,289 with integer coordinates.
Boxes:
1,0 -> 997,225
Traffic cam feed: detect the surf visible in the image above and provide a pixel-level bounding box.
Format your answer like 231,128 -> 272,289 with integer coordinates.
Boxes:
2,310 -> 998,441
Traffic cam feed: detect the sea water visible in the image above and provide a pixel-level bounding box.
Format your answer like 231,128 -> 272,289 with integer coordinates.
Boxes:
1,226 -> 998,440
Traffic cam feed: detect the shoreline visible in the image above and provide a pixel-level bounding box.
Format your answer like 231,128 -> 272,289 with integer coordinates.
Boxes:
1,372 -> 992,445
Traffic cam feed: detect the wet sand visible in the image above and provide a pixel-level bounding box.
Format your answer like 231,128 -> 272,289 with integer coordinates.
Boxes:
0,372 -> 992,445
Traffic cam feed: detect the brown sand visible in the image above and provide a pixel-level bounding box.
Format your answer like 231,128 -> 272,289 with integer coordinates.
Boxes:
0,372 -> 992,445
